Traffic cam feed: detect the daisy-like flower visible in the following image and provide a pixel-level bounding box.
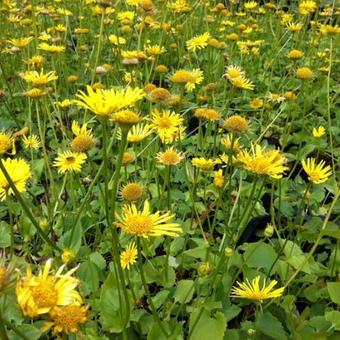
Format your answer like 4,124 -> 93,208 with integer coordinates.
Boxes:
250,98 -> 264,109
108,34 -> 126,45
118,123 -> 154,144
237,144 -> 288,179
287,49 -> 304,59
0,158 -> 31,201
229,76 -> 255,90
301,158 -> 332,184
22,70 -> 58,87
8,37 -> 33,48
223,115 -> 249,134
286,22 -> 303,32
167,0 -> 192,13
111,110 -> 141,128
150,109 -> 184,144
213,169 -> 225,188
44,304 -> 88,335
38,43 -> 65,53
194,108 -> 220,122
120,182 -> 144,202
144,44 -> 167,56
54,151 -> 87,174
114,200 -> 182,238
120,242 -> 138,269
186,32 -> 211,52
296,67 -> 313,80
22,135 -> 40,150
231,276 -> 284,301
75,85 -> 144,119
312,126 -> 325,138
170,69 -> 204,92
192,157 -> 220,171
70,121 -> 95,152
223,65 -> 245,80
266,92 -> 285,103
221,134 -> 242,152
156,147 -> 184,166
299,1 -> 317,15
244,1 -> 257,10
16,259 -> 82,318
0,131 -> 13,155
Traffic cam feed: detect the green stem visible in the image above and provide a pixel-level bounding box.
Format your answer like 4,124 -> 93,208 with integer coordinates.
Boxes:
0,310 -> 9,340
137,239 -> 169,338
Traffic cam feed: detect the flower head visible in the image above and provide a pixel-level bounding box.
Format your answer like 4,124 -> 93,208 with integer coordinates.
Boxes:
156,147 -> 184,166
186,32 -> 211,52
16,259 -> 82,318
44,304 -> 88,334
22,135 -> 40,150
120,183 -> 144,202
150,109 -> 184,144
22,70 -> 58,87
301,158 -> 332,184
0,158 -> 31,201
118,124 -> 154,143
170,69 -> 204,92
192,157 -> 220,171
54,151 -> 87,174
115,200 -> 182,238
231,276 -> 284,301
71,121 -> 95,152
0,132 -> 13,155
312,126 -> 325,138
75,85 -> 144,119
223,115 -> 249,134
120,242 -> 138,269
237,145 -> 288,179
296,67 -> 313,80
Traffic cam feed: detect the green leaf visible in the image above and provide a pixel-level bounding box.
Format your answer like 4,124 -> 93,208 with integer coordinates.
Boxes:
99,273 -> 126,333
152,290 -> 170,309
325,311 -> 340,331
255,311 -> 287,340
78,260 -> 100,294
327,282 -> 340,305
0,221 -> 11,248
174,280 -> 195,304
8,324 -> 42,340
89,252 -> 107,269
189,309 -> 226,340
243,242 -> 277,271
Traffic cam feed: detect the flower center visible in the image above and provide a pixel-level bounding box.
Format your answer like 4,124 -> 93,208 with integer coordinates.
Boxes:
309,171 -> 320,181
126,215 -> 153,235
52,305 -> 86,333
65,156 -> 76,164
31,281 -> 58,309
157,117 -> 172,128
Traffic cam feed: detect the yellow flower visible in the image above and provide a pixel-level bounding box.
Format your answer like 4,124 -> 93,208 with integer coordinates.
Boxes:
16,259 -> 82,318
224,65 -> 245,80
167,0 -> 192,13
22,135 -> 40,150
53,151 -> 87,174
24,88 -> 47,98
122,151 -> 135,165
147,87 -> 171,104
213,169 -> 225,188
115,200 -> 182,238
194,108 -> 220,122
229,76 -> 255,90
156,147 -> 184,166
301,158 -> 332,184
186,32 -> 211,52
111,110 -> 141,127
120,183 -> 144,202
150,109 -> 184,144
170,69 -> 204,92
109,34 -> 126,45
75,85 -> 144,119
144,44 -> 167,56
38,42 -> 65,53
286,22 -> 303,32
61,249 -> 76,265
8,37 -> 33,48
231,276 -> 284,301
22,70 -> 58,87
223,115 -> 249,134
192,157 -> 220,171
118,123 -> 154,143
237,144 -> 288,179
0,132 -> 12,155
25,55 -> 45,68
0,158 -> 31,201
120,242 -> 138,269
287,49 -> 304,59
312,126 -> 325,138
296,67 -> 313,80
221,134 -> 242,152
70,121 -> 95,152
44,304 -> 88,334
250,98 -> 263,109
299,1 -> 317,15
244,1 -> 257,10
